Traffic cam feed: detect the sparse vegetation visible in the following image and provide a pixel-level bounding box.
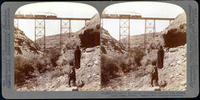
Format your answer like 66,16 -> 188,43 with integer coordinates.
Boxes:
101,49 -> 145,86
101,54 -> 119,86
14,48 -> 62,87
15,56 -> 35,86
48,48 -> 61,67
130,47 -> 145,67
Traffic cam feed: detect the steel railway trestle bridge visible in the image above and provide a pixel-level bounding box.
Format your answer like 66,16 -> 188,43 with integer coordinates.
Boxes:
101,14 -> 175,51
14,14 -> 91,51
14,14 -> 175,52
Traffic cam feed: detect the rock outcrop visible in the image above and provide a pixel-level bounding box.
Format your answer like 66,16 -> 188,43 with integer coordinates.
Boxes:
79,14 -> 100,48
101,28 -> 126,55
14,27 -> 41,56
163,13 -> 186,48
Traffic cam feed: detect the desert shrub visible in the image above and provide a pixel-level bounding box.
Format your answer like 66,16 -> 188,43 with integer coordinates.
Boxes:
15,49 -> 62,86
14,56 -> 35,86
101,54 -> 119,86
120,61 -> 129,73
119,57 -> 136,73
35,59 -> 51,73
101,53 -> 137,86
128,48 -> 146,68
48,48 -> 61,67
132,47 -> 145,67
34,48 -> 61,73
35,62 -> 44,73
15,55 -> 52,86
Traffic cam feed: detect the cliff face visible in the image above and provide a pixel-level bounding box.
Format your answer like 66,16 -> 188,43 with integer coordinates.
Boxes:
79,14 -> 100,48
101,28 -> 126,55
163,13 -> 186,48
14,27 -> 41,56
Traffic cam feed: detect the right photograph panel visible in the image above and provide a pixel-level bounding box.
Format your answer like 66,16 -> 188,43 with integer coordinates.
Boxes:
101,2 -> 186,91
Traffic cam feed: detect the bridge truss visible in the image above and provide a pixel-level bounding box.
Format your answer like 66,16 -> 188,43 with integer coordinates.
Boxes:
14,14 -> 91,51
101,14 -> 174,51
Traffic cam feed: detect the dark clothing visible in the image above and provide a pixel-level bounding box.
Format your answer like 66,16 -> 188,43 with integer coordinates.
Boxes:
151,67 -> 159,87
68,67 -> 76,87
74,48 -> 81,69
68,47 -> 81,87
157,47 -> 164,69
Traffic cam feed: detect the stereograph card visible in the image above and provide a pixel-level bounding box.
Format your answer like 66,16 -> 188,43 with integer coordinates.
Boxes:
1,0 -> 199,99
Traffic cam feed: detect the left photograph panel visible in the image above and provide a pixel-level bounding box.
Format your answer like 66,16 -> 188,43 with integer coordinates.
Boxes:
14,2 -> 101,91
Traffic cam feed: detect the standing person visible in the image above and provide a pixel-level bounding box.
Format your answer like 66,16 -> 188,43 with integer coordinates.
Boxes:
68,46 -> 81,87
74,46 -> 81,69
157,46 -> 164,69
68,66 -> 76,87
151,46 -> 165,87
151,66 -> 159,87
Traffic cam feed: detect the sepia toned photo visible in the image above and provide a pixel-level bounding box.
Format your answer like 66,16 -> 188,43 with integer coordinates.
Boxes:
100,2 -> 186,91
14,1 -> 187,92
1,0 -> 199,99
14,2 -> 101,91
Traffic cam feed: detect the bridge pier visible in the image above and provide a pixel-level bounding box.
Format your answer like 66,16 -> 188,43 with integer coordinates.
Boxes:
34,19 -> 46,52
144,19 -> 156,50
60,19 -> 71,50
153,19 -> 156,37
119,18 -> 130,51
144,19 -> 156,34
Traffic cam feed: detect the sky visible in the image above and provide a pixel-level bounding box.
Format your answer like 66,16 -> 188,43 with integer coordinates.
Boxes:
15,2 -> 185,41
102,2 -> 185,40
15,2 -> 98,40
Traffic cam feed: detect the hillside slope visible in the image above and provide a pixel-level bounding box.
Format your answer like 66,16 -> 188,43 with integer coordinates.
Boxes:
101,28 -> 126,55
14,27 -> 41,56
